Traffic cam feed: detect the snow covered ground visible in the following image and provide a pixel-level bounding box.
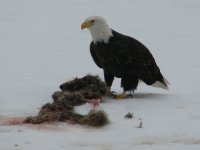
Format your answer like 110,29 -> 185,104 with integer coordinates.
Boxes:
0,0 -> 200,149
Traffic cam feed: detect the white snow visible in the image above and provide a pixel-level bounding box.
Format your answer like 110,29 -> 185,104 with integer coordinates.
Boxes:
0,0 -> 200,149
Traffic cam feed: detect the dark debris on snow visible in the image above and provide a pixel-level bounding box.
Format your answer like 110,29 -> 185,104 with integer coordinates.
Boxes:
24,75 -> 109,127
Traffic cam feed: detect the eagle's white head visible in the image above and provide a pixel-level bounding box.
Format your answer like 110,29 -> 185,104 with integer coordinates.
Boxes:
81,16 -> 113,43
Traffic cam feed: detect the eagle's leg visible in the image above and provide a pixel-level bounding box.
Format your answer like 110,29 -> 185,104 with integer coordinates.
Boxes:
106,86 -> 113,96
115,76 -> 138,99
104,70 -> 115,97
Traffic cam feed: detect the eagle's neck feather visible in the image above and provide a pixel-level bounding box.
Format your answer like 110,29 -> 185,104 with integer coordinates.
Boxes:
89,24 -> 113,44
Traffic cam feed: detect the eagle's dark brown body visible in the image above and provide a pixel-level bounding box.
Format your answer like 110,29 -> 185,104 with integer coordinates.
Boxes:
90,30 -> 167,92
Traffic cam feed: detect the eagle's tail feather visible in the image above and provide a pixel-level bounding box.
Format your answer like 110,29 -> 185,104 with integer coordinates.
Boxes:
164,77 -> 170,85
151,77 -> 170,90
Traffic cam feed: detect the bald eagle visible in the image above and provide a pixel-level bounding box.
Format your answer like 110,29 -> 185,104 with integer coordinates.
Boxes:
81,16 -> 169,99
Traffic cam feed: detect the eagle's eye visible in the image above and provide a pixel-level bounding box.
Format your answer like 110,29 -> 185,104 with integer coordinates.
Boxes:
91,20 -> 95,23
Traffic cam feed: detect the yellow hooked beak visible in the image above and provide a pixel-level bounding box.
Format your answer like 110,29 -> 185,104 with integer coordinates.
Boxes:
81,21 -> 90,30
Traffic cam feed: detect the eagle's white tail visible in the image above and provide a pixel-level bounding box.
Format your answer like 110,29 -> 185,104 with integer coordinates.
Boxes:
151,77 -> 170,90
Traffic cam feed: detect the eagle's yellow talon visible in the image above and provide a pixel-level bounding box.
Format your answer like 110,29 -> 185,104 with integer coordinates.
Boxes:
114,92 -> 131,100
